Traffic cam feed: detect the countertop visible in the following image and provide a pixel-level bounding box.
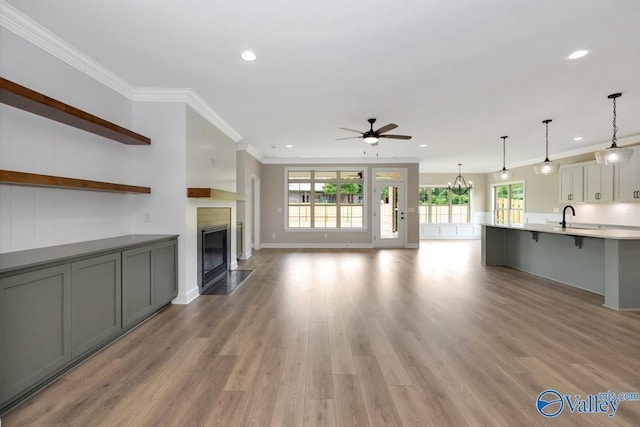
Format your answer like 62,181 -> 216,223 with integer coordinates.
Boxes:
0,234 -> 179,274
482,223 -> 640,240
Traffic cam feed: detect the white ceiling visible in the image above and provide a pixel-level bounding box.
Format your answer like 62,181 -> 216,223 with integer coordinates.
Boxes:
5,0 -> 640,172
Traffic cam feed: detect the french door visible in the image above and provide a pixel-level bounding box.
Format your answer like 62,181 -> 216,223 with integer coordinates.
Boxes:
373,169 -> 406,247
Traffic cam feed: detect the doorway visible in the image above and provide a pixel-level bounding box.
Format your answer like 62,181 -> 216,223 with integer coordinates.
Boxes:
373,169 -> 406,247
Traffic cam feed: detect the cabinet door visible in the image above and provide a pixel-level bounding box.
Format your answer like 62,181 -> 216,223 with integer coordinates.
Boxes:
0,265 -> 71,404
585,163 -> 614,202
71,253 -> 122,358
153,240 -> 177,308
560,167 -> 583,203
122,246 -> 154,328
616,149 -> 640,202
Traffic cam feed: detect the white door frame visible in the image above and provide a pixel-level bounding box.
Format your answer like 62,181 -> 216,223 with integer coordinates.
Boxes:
251,175 -> 261,250
372,168 -> 407,248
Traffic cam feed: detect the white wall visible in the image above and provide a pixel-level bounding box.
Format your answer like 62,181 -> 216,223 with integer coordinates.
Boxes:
1,25 -> 239,304
186,106 -> 237,191
0,28 -> 136,252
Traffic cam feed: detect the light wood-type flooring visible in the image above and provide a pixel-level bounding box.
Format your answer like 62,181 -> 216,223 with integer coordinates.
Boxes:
4,241 -> 640,426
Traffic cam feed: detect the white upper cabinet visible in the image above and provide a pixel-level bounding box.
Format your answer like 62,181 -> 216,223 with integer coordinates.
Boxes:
616,147 -> 640,202
584,162 -> 614,202
559,165 -> 583,203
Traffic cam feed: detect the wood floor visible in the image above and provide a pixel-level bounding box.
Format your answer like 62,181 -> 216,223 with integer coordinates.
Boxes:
4,241 -> 640,426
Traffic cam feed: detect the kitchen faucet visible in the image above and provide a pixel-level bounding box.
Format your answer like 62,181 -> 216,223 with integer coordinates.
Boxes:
561,205 -> 575,229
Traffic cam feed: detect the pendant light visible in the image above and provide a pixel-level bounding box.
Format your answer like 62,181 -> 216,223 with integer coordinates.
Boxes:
595,93 -> 633,165
494,136 -> 515,180
448,163 -> 472,196
534,119 -> 560,175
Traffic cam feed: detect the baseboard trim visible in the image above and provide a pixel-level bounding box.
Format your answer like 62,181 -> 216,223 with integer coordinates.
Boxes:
261,243 -> 374,249
405,243 -> 420,248
172,287 -> 199,305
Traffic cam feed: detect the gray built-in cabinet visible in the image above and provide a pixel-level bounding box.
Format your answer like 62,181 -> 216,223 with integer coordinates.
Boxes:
0,235 -> 177,413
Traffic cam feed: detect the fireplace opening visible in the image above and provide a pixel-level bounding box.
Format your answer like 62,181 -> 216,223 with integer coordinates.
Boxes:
201,224 -> 228,292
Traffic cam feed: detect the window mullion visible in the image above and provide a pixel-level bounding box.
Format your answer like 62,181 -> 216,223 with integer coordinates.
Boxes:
310,173 -> 315,228
336,176 -> 341,228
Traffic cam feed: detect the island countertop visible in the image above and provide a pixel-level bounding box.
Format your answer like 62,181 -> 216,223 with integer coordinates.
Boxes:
482,223 -> 640,240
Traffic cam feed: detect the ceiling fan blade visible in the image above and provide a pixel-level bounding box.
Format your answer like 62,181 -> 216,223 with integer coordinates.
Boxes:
335,136 -> 362,140
375,123 -> 398,134
379,134 -> 412,140
338,127 -> 364,134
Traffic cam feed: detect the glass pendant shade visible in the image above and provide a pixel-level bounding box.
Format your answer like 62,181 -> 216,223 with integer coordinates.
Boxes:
595,146 -> 633,165
533,159 -> 560,175
494,168 -> 515,180
596,93 -> 632,165
494,136 -> 514,180
534,119 -> 560,175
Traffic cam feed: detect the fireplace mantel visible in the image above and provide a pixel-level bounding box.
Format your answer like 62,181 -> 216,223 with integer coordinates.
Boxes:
187,188 -> 245,200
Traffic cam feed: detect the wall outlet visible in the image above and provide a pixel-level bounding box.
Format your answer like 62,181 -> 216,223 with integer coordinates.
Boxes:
144,212 -> 152,223
272,233 -> 276,239
553,207 -> 559,213
277,207 -> 282,213
324,233 -> 327,238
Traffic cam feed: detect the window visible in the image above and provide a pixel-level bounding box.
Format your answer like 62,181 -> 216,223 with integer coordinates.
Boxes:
418,186 -> 471,224
287,169 -> 364,229
493,182 -> 524,225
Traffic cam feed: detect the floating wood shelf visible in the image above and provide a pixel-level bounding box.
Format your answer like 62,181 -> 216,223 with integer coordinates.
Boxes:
187,188 -> 245,200
0,77 -> 150,146
0,170 -> 151,194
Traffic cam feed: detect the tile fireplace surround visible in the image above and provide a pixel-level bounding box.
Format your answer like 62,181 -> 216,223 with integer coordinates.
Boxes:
196,207 -> 231,292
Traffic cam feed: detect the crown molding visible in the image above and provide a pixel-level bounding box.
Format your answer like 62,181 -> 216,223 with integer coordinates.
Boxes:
236,143 -> 264,162
0,0 -> 135,98
261,157 -> 421,165
131,88 -> 242,142
1,1 -> 242,142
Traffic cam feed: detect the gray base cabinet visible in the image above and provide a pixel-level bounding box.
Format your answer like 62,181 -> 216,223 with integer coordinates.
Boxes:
0,234 -> 178,414
122,247 -> 154,328
0,265 -> 72,404
71,253 -> 122,358
153,240 -> 178,308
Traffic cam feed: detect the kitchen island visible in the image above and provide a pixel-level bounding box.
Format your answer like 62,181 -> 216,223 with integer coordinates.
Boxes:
481,224 -> 640,310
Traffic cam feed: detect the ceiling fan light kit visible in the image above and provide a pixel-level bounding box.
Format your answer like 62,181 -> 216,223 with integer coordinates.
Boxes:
533,119 -> 560,175
595,93 -> 633,165
337,118 -> 412,146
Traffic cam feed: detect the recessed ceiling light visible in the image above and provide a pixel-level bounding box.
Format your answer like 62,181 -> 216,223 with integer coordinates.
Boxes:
573,136 -> 584,141
286,144 -> 293,148
241,50 -> 256,61
567,50 -> 589,60
419,144 -> 427,148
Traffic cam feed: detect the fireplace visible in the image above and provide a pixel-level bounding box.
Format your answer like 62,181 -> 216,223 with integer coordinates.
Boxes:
201,224 -> 228,292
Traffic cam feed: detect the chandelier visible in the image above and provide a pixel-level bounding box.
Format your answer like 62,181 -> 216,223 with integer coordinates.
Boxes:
449,163 -> 472,196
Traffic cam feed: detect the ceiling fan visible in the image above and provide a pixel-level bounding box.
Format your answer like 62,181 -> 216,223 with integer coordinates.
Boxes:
337,118 -> 412,146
